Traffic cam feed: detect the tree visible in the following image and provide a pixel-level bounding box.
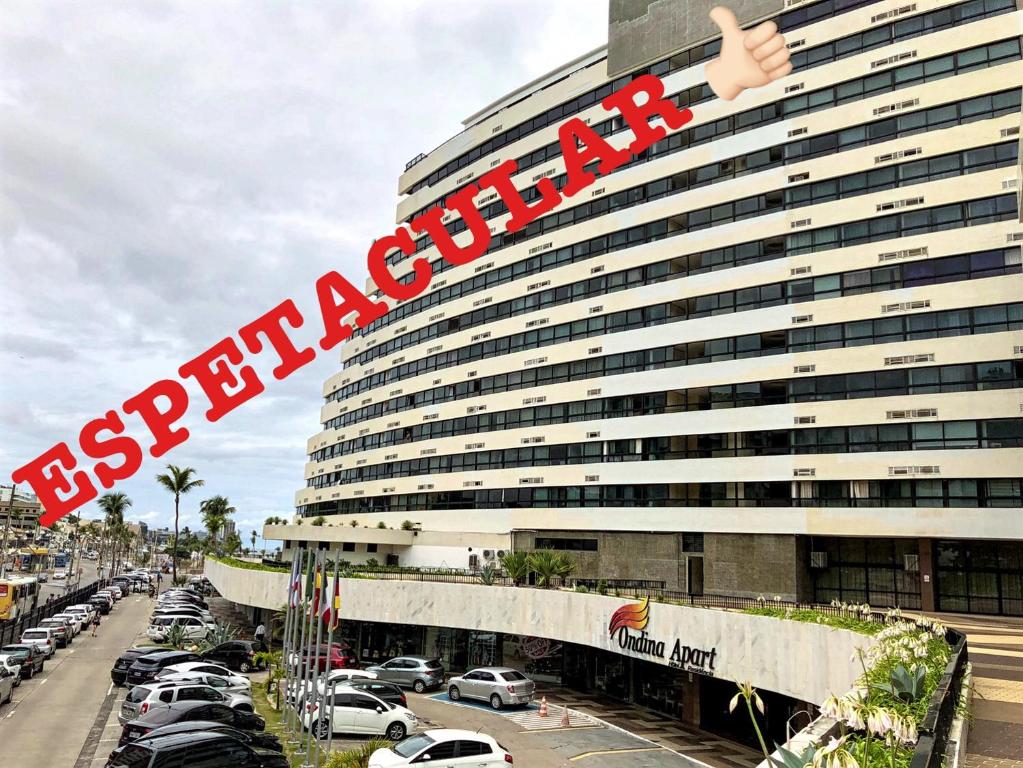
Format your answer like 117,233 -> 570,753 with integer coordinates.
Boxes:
526,549 -> 575,588
250,530 -> 257,553
97,492 -> 131,577
222,532 -> 242,556
155,465 -> 204,583
200,495 -> 235,554
499,551 -> 530,586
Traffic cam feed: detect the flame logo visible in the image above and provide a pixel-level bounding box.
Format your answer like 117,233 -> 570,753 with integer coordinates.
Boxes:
608,597 -> 650,635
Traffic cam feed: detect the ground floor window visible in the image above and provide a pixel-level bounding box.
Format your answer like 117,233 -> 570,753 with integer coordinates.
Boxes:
810,537 -> 922,608
936,539 -> 1023,615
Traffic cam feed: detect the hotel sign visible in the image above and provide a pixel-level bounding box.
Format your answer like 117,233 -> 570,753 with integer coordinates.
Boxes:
608,597 -> 718,674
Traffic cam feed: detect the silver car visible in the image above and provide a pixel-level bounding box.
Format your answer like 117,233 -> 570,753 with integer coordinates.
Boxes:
119,680 -> 253,724
366,656 -> 445,693
447,667 -> 535,709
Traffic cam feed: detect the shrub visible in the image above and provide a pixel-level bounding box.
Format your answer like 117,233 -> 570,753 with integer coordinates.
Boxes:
324,739 -> 392,768
349,519 -> 359,527
311,516 -> 326,527
499,551 -> 529,586
376,521 -> 387,529
527,549 -> 574,588
479,563 -> 497,585
400,520 -> 416,530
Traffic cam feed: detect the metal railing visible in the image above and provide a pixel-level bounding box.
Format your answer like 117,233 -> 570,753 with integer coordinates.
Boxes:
0,580 -> 106,646
909,628 -> 969,768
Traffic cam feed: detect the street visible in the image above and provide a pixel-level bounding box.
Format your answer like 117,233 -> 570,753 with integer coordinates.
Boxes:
0,584 -> 155,768
39,560 -> 102,603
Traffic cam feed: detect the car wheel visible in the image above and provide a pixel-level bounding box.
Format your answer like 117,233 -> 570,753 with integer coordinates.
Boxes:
386,722 -> 407,741
240,661 -> 252,673
490,694 -> 503,710
313,718 -> 331,739
448,685 -> 460,701
413,679 -> 426,694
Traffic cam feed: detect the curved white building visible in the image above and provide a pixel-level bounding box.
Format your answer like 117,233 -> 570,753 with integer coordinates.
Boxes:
285,0 -> 1023,616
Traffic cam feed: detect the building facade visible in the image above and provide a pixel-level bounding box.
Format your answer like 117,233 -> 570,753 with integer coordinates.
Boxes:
288,0 -> 1023,615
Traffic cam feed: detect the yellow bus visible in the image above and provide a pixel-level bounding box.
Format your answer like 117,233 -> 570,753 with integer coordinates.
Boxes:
0,576 -> 40,621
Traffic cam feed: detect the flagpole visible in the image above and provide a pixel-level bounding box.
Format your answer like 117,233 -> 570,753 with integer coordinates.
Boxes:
292,548 -> 313,752
287,547 -> 306,742
279,551 -> 299,730
324,547 -> 342,758
303,549 -> 326,768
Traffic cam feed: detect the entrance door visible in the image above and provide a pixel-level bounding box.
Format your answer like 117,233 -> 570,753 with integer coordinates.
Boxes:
687,557 -> 704,595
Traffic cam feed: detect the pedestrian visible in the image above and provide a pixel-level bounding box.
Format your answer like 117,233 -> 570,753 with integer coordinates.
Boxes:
91,611 -> 101,636
254,621 -> 267,650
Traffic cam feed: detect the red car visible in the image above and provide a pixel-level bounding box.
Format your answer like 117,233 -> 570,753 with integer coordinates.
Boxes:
291,643 -> 357,672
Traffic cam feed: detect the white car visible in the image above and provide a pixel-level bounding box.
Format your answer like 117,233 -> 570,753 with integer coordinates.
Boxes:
52,612 -> 85,636
0,663 -> 14,706
288,668 -> 378,708
369,729 -> 512,767
156,666 -> 251,694
53,570 -> 67,581
20,628 -> 56,659
145,615 -> 215,642
119,681 -> 253,724
0,654 -> 23,687
302,688 -> 416,741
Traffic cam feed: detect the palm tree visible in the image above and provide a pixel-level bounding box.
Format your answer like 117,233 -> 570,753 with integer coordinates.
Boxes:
499,551 -> 530,586
199,495 -> 235,555
250,530 -> 257,555
155,465 -> 204,583
97,492 -> 131,577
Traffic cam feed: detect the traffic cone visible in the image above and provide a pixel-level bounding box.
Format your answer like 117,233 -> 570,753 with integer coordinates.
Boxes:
538,696 -> 548,717
560,705 -> 571,727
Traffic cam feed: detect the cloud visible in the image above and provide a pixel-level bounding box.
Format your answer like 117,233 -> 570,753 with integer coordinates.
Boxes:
0,0 -> 609,533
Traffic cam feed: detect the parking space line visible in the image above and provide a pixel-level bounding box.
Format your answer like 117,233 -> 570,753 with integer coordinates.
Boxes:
569,747 -> 665,761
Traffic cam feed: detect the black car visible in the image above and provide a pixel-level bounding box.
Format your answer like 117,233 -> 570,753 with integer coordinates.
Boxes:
125,650 -> 202,686
89,596 -> 112,615
105,731 -> 287,768
1,644 -> 44,678
159,591 -> 208,609
202,641 -> 264,673
119,701 -> 265,746
111,646 -> 165,686
125,720 -> 281,752
343,680 -> 407,707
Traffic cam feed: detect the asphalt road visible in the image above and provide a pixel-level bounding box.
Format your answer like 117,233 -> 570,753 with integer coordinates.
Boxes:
0,585 -> 154,767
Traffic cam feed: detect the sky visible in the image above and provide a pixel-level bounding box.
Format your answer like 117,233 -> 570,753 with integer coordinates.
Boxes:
0,0 -> 609,547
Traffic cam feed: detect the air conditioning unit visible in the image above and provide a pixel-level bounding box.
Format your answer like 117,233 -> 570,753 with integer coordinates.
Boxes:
904,554 -> 920,572
497,550 -> 506,558
483,550 -> 494,559
810,551 -> 828,569
468,554 -> 480,571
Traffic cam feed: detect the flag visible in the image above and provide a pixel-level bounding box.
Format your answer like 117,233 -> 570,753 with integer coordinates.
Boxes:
288,554 -> 302,608
322,571 -> 340,628
311,563 -> 323,616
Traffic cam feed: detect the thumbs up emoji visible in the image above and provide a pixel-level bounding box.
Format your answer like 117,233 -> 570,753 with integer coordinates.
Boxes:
705,6 -> 792,101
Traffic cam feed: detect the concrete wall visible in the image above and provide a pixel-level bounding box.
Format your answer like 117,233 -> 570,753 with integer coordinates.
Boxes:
205,557 -> 871,704
703,534 -> 809,601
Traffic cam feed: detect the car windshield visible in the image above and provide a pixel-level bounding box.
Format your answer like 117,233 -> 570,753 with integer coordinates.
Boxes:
501,671 -> 528,681
126,687 -> 152,703
109,744 -> 154,768
393,734 -> 435,758
425,660 -> 443,670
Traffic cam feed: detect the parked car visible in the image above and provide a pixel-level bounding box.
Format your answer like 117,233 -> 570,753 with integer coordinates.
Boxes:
159,591 -> 208,609
1,644 -> 44,678
125,720 -> 281,752
53,612 -> 86,635
287,668 -> 379,708
0,664 -> 14,706
89,596 -> 112,615
20,627 -> 57,659
156,662 -> 250,691
39,618 -> 73,647
66,604 -> 97,625
301,688 -> 416,741
151,605 -> 215,623
119,681 -> 253,724
125,650 -> 203,686
447,667 -> 535,710
111,647 -> 167,686
145,615 -> 215,642
202,640 -> 264,673
157,671 -> 251,695
37,572 -> 49,583
341,680 -> 408,707
105,731 -> 288,768
0,654 -> 24,686
369,729 -> 512,768
367,656 -> 445,693
288,642 -> 358,673
119,701 -> 265,746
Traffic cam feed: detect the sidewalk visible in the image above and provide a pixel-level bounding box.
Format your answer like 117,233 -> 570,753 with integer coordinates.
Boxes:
937,613 -> 1023,768
537,686 -> 763,768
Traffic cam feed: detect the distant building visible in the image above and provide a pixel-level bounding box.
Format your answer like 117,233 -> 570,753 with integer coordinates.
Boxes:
0,485 -> 43,536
